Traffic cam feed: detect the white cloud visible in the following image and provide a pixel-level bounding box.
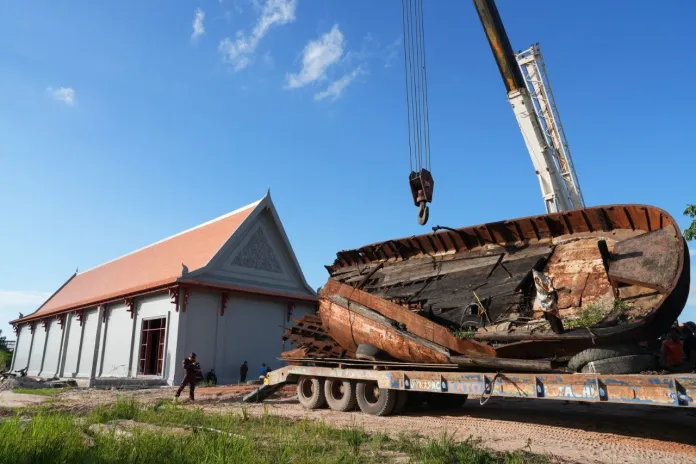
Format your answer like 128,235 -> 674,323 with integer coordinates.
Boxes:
219,0 -> 296,72
384,37 -> 401,68
192,8 -> 205,41
286,25 -> 344,89
0,290 -> 50,312
262,50 -> 274,68
47,87 -> 76,106
314,66 -> 364,102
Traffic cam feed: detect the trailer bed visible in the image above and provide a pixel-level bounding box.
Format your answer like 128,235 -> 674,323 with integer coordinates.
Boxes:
264,360 -> 696,409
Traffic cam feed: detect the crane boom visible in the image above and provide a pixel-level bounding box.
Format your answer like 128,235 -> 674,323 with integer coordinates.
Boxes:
516,44 -> 585,209
472,0 -> 580,213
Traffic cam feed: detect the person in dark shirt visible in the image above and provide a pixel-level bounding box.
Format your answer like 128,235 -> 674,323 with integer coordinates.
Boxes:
240,361 -> 248,383
175,353 -> 198,401
683,327 -> 696,368
259,363 -> 267,379
206,369 -> 217,385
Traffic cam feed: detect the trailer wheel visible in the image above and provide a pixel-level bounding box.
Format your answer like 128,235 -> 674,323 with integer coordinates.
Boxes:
567,345 -> 648,372
356,381 -> 397,416
297,377 -> 326,410
392,390 -> 409,415
324,378 -> 357,412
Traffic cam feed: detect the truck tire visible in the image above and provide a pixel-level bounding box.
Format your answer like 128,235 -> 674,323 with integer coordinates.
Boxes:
356,381 -> 397,416
426,393 -> 468,410
392,390 -> 409,415
356,344 -> 389,361
324,378 -> 357,412
297,377 -> 326,410
580,354 -> 658,375
567,345 -> 647,372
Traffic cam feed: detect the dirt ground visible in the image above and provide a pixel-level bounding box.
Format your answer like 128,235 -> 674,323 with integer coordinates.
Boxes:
5,384 -> 696,464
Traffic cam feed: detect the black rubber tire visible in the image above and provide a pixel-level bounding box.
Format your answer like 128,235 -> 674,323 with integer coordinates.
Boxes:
580,354 -> 658,375
425,393 -> 468,410
568,345 -> 648,372
356,381 -> 398,416
356,344 -> 387,361
324,378 -> 357,412
392,390 -> 409,415
297,377 -> 326,410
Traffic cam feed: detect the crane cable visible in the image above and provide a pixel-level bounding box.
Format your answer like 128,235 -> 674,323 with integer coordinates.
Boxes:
401,0 -> 431,174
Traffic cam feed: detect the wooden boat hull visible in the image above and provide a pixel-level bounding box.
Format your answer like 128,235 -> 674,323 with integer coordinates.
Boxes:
319,204 -> 689,361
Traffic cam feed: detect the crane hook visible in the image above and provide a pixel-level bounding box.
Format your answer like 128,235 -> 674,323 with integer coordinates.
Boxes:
417,201 -> 429,226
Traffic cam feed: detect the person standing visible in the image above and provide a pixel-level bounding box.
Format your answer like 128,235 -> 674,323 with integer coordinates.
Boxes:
661,329 -> 684,368
175,352 -> 198,401
240,361 -> 248,383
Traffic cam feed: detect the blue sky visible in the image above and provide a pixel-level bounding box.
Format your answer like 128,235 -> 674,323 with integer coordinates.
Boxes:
1,0 -> 694,339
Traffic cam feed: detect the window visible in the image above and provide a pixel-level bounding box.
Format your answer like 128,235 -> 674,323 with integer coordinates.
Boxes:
138,318 -> 166,376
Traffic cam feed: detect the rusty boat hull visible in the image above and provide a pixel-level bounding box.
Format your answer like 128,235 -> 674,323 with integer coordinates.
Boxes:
314,204 -> 689,364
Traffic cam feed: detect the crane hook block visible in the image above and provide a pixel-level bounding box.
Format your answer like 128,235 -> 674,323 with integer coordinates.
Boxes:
409,169 -> 434,226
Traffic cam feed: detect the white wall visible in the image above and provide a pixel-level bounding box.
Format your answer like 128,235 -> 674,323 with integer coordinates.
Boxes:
77,309 -> 98,378
39,318 -> 63,377
11,325 -> 32,372
180,290 -> 219,381
99,302 -> 132,378
172,291 -> 317,385
61,313 -> 83,377
27,326 -> 46,376
220,296 -> 287,384
129,292 -> 177,380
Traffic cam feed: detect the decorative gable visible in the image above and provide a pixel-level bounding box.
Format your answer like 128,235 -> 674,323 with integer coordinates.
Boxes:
230,228 -> 282,273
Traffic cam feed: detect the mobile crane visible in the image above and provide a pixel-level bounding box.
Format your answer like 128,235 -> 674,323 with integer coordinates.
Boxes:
474,0 -> 585,213
409,0 -> 585,224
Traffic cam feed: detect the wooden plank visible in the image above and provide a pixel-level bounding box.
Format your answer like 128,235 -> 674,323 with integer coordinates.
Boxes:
320,279 -> 496,357
609,228 -> 679,291
449,355 -> 556,372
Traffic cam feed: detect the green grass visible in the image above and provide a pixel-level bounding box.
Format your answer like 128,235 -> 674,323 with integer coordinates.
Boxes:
196,380 -> 217,388
564,299 -> 632,330
13,387 -> 72,396
450,327 -> 477,340
0,397 -> 548,464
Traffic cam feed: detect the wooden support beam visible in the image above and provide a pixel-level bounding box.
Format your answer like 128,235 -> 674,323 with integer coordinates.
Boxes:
220,292 -> 230,316
182,288 -> 190,312
448,355 -> 557,372
125,298 -> 135,319
75,309 -> 85,327
57,314 -> 66,330
169,287 -> 181,312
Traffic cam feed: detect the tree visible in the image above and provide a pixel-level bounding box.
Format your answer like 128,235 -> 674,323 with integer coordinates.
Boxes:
0,330 -> 8,371
685,204 -> 696,241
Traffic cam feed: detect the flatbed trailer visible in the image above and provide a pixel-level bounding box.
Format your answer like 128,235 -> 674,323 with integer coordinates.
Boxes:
257,358 -> 696,415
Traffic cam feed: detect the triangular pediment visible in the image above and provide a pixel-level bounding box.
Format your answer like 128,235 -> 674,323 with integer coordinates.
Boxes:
230,227 -> 282,273
185,196 -> 316,298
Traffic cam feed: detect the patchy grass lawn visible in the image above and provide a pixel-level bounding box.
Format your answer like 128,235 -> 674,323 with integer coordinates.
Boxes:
13,387 -> 72,396
0,397 -> 548,463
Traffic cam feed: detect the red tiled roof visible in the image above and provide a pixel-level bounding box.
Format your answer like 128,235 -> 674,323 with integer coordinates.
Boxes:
15,201 -> 259,322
